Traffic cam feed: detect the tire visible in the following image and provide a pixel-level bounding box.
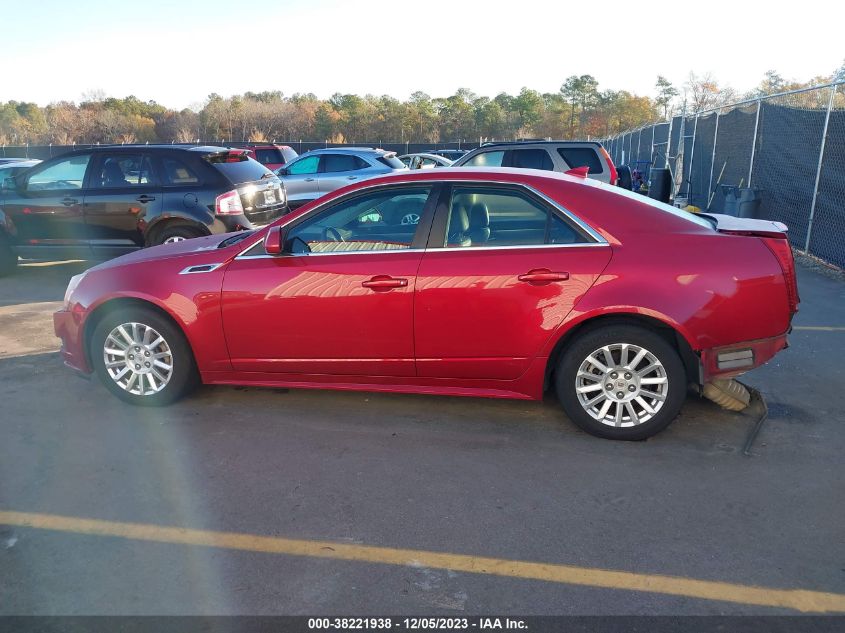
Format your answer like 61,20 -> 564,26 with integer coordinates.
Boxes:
0,233 -> 18,277
90,306 -> 199,406
555,325 -> 687,440
151,224 -> 204,246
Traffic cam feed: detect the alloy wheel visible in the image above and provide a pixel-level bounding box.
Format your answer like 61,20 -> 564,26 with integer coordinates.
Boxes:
163,235 -> 186,244
575,343 -> 669,427
103,322 -> 174,396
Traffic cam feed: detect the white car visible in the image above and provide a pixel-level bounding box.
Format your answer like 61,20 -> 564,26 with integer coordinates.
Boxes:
398,153 -> 453,170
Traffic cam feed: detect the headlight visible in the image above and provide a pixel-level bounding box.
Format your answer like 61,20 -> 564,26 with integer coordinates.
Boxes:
63,272 -> 86,308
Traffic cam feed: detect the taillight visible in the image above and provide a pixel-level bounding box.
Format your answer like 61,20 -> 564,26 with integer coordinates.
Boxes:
215,189 -> 244,215
599,145 -> 618,185
762,237 -> 799,315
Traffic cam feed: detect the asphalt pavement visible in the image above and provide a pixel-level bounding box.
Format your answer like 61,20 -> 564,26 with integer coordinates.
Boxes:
0,258 -> 843,615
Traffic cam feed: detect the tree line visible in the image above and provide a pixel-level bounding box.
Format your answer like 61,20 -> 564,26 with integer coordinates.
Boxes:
1,67 -> 842,147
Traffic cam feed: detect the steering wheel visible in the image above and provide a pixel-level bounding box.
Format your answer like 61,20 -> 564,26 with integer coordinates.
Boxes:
400,213 -> 420,226
324,227 -> 345,242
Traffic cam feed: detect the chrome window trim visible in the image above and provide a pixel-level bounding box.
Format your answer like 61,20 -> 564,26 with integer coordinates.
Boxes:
178,262 -> 225,275
234,177 -> 608,259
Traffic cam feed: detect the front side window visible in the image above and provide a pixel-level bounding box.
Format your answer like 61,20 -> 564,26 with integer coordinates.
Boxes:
463,150 -> 504,167
287,155 -> 319,175
94,154 -> 155,188
442,186 -> 587,248
287,186 -> 432,254
26,154 -> 91,191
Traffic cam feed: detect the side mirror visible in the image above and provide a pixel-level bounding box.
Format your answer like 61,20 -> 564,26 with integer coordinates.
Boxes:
264,226 -> 287,255
276,167 -> 288,176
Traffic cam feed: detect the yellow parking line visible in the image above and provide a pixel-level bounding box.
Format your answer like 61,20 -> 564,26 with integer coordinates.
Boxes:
2,511 -> 844,612
793,326 -> 845,331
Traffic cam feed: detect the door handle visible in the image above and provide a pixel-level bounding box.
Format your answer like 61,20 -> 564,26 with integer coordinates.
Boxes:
347,176 -> 358,180
61,197 -> 78,206
304,178 -> 315,182
518,269 -> 570,284
136,195 -> 156,203
362,275 -> 408,290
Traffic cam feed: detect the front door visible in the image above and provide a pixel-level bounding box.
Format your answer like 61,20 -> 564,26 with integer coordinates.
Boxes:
221,183 -> 437,376
3,153 -> 93,258
414,183 -> 612,380
281,154 -> 320,206
83,151 -> 162,257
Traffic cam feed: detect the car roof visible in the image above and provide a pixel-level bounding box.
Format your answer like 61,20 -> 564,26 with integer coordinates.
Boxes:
336,166 -> 597,189
302,147 -> 391,155
477,140 -> 603,148
399,153 -> 451,160
0,159 -> 40,166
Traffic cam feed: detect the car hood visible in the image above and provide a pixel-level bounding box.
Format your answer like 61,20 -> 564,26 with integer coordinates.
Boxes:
87,233 -> 237,271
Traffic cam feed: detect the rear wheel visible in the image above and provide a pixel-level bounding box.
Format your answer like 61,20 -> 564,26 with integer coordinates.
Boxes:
90,306 -> 198,406
555,325 -> 687,440
0,233 -> 18,277
151,224 -> 204,246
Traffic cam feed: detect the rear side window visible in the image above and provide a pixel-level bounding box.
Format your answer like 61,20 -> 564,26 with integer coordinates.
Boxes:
94,154 -> 155,188
375,154 -> 406,169
557,147 -> 604,174
508,149 -> 554,170
162,157 -> 200,185
441,186 -> 588,248
208,155 -> 271,184
322,154 -> 369,172
254,148 -> 284,164
463,151 -> 504,167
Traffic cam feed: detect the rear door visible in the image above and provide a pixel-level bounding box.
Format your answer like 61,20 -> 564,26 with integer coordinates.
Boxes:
504,148 -> 555,171
83,151 -> 162,256
317,153 -> 372,193
3,153 -> 92,256
414,183 -> 612,380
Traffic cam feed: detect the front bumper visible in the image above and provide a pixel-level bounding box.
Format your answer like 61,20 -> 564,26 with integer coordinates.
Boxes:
700,333 -> 789,381
53,308 -> 92,375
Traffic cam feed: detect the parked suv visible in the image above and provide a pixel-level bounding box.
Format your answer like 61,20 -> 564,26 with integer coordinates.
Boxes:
242,144 -> 298,171
453,141 -> 617,184
275,147 -> 407,209
0,146 -> 287,275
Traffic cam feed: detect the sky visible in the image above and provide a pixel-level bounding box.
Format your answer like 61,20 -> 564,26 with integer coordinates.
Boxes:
1,0 -> 842,109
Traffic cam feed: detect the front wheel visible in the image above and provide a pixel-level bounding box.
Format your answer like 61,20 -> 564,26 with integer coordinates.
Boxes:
555,325 -> 687,440
90,306 -> 199,406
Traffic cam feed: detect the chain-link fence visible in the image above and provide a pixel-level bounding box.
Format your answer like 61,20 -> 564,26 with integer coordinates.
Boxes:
600,82 -> 845,269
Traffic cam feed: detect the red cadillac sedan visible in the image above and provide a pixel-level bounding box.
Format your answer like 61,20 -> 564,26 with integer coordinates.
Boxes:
54,168 -> 798,440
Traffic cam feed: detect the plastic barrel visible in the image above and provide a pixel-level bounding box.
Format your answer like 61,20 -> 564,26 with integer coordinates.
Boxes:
648,168 -> 672,203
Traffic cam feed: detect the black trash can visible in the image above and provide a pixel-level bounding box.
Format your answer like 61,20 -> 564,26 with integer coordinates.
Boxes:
737,188 -> 762,219
648,168 -> 672,203
720,185 -> 740,216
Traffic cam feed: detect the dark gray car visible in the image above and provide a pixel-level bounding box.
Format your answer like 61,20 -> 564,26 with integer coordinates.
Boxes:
275,147 -> 407,208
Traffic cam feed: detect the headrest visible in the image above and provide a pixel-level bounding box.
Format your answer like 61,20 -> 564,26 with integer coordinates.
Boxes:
469,203 -> 489,228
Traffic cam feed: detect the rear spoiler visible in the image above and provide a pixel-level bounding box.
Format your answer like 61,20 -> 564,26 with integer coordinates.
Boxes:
700,213 -> 788,239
